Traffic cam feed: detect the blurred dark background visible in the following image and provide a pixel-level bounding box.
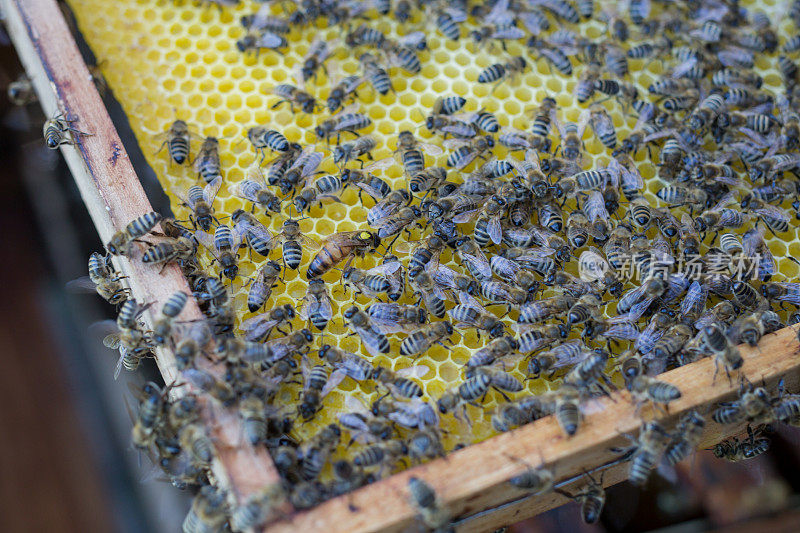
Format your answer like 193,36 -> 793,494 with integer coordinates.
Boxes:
2,13 -> 800,533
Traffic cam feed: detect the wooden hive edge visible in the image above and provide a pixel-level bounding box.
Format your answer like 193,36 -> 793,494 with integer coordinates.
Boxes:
264,326 -> 800,533
0,0 -> 287,521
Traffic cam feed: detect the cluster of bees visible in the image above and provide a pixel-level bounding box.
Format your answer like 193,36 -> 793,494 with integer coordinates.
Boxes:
52,0 -> 800,530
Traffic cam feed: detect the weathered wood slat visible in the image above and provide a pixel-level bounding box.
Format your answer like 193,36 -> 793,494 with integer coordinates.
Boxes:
265,326 -> 800,533
0,0 -> 284,513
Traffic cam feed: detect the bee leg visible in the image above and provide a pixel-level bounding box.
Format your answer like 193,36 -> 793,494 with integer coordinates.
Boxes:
495,388 -> 511,402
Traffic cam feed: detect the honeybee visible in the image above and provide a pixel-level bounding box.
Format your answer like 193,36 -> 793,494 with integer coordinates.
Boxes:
7,74 -> 36,106
409,270 -> 447,318
319,345 -> 373,383
271,218 -> 317,271
67,252 -> 129,305
128,380 -> 171,449
150,291 -> 189,346
713,425 -> 770,462
300,37 -> 334,82
241,304 -> 296,342
620,422 -> 671,487
293,174 -> 347,213
586,104 -> 617,149
436,373 -> 492,418
315,106 -> 373,143
372,364 -> 429,398
556,470 -> 606,524
178,176 -> 222,231
306,230 -> 381,279
193,136 -> 222,183
106,211 -> 162,256
195,224 -> 242,279
339,396 -> 394,444
663,411 -> 705,466
333,135 -> 377,168
298,279 -> 333,331
449,292 -> 505,338
399,321 -> 454,357
425,114 -> 479,139
343,305 -> 390,356
553,113 -> 587,162
478,56 -> 528,86
702,324 -> 743,382
141,237 -> 198,269
246,127 -> 291,161
408,477 -> 451,532
342,265 -> 393,299
394,131 -> 443,176
712,378 -> 773,426
153,120 -> 192,164
299,361 -> 342,420
230,209 -> 276,258
326,74 -> 364,113
268,83 -> 319,114
454,236 -> 492,281
236,31 -> 288,54
367,303 -> 427,334
276,147 -> 325,195
443,134 -> 494,170
229,485 -> 284,532
182,486 -> 228,533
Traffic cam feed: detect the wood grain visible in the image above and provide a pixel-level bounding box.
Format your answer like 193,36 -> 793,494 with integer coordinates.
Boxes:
265,326 -> 800,533
0,0 -> 284,514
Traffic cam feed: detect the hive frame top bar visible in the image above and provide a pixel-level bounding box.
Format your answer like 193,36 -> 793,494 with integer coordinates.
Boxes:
0,0 -> 282,512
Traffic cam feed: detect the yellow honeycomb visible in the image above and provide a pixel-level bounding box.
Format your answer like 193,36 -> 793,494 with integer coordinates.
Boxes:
66,0 -> 800,472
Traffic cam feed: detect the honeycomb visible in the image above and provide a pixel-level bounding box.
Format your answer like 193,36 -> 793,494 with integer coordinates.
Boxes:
66,0 -> 800,474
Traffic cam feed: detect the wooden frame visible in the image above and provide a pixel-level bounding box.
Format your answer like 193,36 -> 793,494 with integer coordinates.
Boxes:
4,0 -> 800,531
0,0 -> 282,513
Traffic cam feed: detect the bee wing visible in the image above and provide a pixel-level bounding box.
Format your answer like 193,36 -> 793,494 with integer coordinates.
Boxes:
419,142 -> 443,156
363,157 -> 393,173
299,151 -> 326,178
202,175 -> 223,204
397,30 -> 425,48
489,255 -> 520,281
452,208 -> 480,224
240,313 -> 280,341
602,321 -> 640,341
487,216 -> 503,245
113,346 -> 128,380
680,281 -> 707,317
359,181 -> 391,203
457,291 -> 487,312
343,394 -> 370,415
183,368 -> 217,391
774,283 -> 800,304
256,32 -> 286,49
370,260 -> 402,277
66,276 -> 99,293
583,190 -> 609,222
242,222 -> 276,250
395,365 -> 430,379
193,229 -> 216,251
321,369 -> 347,398
296,234 -> 321,250
741,227 -> 763,257
576,110 -> 591,138
755,204 -> 791,223
670,57 -> 698,79
459,251 -> 492,279
518,11 -> 547,35
442,138 -> 468,150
